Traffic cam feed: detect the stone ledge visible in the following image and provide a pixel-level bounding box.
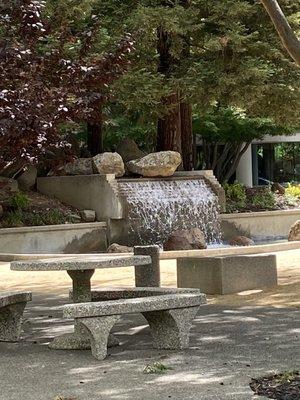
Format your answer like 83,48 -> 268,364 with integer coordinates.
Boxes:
0,222 -> 106,235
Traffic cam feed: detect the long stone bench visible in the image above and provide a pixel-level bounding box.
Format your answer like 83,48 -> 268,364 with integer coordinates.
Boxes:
0,292 -> 32,341
64,288 -> 206,360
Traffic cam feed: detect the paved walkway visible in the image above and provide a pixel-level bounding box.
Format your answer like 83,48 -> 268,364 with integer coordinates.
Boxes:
0,250 -> 299,400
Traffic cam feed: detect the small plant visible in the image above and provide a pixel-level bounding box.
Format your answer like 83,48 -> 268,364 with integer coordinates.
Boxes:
3,211 -> 24,227
252,190 -> 276,209
143,361 -> 173,374
42,209 -> 67,225
224,183 -> 247,213
9,192 -> 29,210
286,183 -> 300,198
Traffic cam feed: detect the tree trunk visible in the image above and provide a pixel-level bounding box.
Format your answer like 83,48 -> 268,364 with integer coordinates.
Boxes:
157,93 -> 182,153
87,122 -> 103,156
157,25 -> 182,154
180,102 -> 194,170
261,0 -> 300,66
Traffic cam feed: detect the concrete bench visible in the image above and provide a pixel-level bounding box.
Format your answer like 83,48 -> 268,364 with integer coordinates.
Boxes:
64,288 -> 206,360
0,292 -> 32,341
177,254 -> 278,294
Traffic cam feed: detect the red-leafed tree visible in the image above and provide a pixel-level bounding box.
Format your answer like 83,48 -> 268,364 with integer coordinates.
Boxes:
0,0 -> 133,173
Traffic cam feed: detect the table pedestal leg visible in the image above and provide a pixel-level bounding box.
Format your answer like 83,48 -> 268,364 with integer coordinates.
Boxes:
49,269 -> 118,350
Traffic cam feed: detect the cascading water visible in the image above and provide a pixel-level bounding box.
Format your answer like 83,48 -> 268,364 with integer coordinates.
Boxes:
118,179 -> 222,246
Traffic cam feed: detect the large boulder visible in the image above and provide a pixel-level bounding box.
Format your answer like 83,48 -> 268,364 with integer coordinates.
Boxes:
164,228 -> 207,251
107,243 -> 133,253
229,236 -> 255,246
17,166 -> 37,190
93,152 -> 125,177
0,177 -> 18,203
127,151 -> 182,177
49,158 -> 93,176
116,138 -> 145,163
288,220 -> 300,241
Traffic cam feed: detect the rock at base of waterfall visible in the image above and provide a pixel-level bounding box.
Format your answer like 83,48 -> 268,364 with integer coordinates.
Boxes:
93,153 -> 125,177
80,210 -> 96,222
51,158 -> 93,176
108,243 -> 133,253
288,220 -> 300,241
229,236 -> 255,246
127,151 -> 182,177
164,228 -> 207,251
17,166 -> 37,190
116,138 -> 146,163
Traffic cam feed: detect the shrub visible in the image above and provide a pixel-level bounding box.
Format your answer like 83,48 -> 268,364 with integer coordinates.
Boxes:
2,211 -> 24,227
9,192 -> 29,210
286,184 -> 300,198
252,190 -> 276,209
224,183 -> 247,212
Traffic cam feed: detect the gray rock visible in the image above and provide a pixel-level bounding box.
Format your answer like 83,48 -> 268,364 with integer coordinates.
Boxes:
116,138 -> 145,163
62,158 -> 93,176
288,220 -> 300,241
17,166 -> 37,190
0,292 -> 32,342
80,210 -> 96,222
164,228 -> 207,251
127,151 -> 182,177
0,177 -> 18,202
229,236 -> 255,246
107,243 -> 133,253
93,152 -> 125,177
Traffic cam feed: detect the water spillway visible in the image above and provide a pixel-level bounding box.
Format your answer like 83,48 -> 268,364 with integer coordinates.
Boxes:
118,178 -> 222,246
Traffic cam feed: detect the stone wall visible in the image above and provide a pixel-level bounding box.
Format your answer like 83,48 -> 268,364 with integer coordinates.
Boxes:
221,209 -> 300,241
0,222 -> 107,254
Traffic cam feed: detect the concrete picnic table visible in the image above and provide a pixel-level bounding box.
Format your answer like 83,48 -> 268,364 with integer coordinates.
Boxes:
10,246 -> 161,350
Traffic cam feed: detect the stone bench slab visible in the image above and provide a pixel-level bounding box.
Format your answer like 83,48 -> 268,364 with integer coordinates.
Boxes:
0,292 -> 32,308
63,289 -> 206,360
64,292 -> 205,319
0,291 -> 32,342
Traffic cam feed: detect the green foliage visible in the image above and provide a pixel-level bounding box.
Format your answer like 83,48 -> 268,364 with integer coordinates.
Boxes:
194,106 -> 292,144
1,208 -> 78,228
3,211 -> 24,227
252,189 -> 276,210
224,183 -> 246,212
143,362 -> 173,374
9,192 -> 29,210
96,0 -> 300,126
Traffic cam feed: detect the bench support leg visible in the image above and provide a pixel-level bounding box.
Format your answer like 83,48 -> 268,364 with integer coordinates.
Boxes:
78,315 -> 121,360
143,306 -> 199,350
0,302 -> 27,342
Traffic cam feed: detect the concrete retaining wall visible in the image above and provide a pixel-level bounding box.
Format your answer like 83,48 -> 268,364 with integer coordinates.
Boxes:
221,209 -> 300,240
0,222 -> 107,254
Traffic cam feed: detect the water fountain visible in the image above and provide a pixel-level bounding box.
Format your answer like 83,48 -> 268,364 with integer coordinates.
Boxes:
118,178 -> 221,246
37,170 -> 225,247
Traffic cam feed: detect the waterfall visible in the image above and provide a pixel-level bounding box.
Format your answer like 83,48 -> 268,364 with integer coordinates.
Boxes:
118,179 -> 221,246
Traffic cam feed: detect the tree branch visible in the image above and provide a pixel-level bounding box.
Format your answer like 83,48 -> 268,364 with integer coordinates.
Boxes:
261,0 -> 300,66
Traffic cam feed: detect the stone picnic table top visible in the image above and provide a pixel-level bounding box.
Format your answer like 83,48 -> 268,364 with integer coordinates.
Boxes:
10,254 -> 152,271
